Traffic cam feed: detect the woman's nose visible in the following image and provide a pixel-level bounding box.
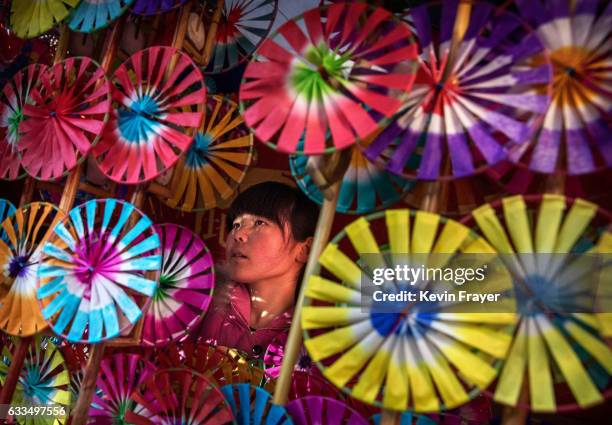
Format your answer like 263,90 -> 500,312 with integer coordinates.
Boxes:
233,226 -> 249,242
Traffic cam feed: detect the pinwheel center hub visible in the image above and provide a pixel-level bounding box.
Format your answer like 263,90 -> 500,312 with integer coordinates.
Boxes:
8,109 -> 23,139
185,133 -> 211,168
49,111 -> 56,118
8,255 -> 29,278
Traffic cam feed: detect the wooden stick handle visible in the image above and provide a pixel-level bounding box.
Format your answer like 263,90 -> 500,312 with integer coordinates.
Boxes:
69,343 -> 106,425
202,0 -> 224,66
0,336 -> 33,405
272,181 -> 340,405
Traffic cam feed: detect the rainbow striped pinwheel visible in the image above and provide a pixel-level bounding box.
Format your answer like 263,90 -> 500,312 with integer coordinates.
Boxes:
93,46 -> 206,184
239,2 -> 418,155
68,0 -> 135,33
0,202 -> 65,336
18,57 -> 112,181
287,396 -> 367,425
142,224 -> 215,347
370,412 -> 436,425
364,1 -> 552,180
0,64 -> 47,181
462,194 -> 612,412
88,353 -> 157,423
302,210 -> 517,412
509,0 -> 612,175
37,199 -> 161,343
221,383 -> 293,425
9,0 -> 79,38
126,368 -> 234,424
204,0 -> 277,74
157,96 -> 253,212
131,0 -> 187,16
0,336 -> 71,423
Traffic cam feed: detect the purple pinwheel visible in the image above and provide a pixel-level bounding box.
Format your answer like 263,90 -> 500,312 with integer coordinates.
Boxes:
287,396 -> 368,425
131,0 -> 187,16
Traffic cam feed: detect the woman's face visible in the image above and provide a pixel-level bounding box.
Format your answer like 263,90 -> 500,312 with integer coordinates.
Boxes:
225,213 -> 307,284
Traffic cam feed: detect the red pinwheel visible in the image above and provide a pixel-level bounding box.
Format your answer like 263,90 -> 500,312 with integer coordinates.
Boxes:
239,2 -> 418,154
93,46 -> 206,184
0,64 -> 47,180
18,57 -> 112,181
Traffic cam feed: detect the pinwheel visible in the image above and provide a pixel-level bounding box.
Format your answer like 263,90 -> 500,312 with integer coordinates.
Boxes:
287,396 -> 368,425
239,2 -> 418,154
263,338 -> 313,380
508,0 -> 612,175
93,46 -> 206,184
0,336 -> 71,419
0,64 -> 48,181
302,210 -> 517,412
131,0 -> 187,16
461,194 -> 612,412
126,368 -> 234,424
156,95 -> 253,211
37,199 -> 161,343
287,371 -> 342,402
204,0 -> 277,74
364,1 -> 552,180
0,202 -> 65,336
68,0 -> 135,33
9,0 -> 79,38
0,199 -> 16,241
221,383 -> 293,425
370,412 -> 436,425
18,56 -> 112,181
142,224 -> 215,346
88,353 -> 157,423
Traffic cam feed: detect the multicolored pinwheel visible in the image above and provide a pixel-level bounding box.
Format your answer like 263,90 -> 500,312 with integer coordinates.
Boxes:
131,0 -> 187,16
240,2 -> 418,154
0,202 -> 65,336
0,199 -> 16,241
364,1 -> 552,180
18,56 -> 112,181
127,368 -> 234,424
221,383 -> 293,425
9,0 -> 79,38
37,199 -> 161,343
93,46 -> 206,184
509,0 -> 612,175
461,194 -> 612,412
156,95 -> 253,211
204,0 -> 277,74
68,0 -> 135,33
88,353 -> 157,423
0,336 -> 71,421
286,396 -> 368,425
302,210 -> 516,412
142,224 -> 215,346
0,64 -> 47,181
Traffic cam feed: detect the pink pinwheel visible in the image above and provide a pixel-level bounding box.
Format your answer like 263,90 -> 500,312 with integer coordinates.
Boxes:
17,57 -> 111,181
93,46 -> 206,184
239,2 -> 418,154
142,224 -> 215,347
0,64 -> 47,180
287,396 -> 368,425
364,1 -> 553,180
264,338 -> 312,380
509,0 -> 612,175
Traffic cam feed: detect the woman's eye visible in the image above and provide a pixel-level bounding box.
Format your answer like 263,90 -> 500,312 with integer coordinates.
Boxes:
255,219 -> 265,226
232,222 -> 240,230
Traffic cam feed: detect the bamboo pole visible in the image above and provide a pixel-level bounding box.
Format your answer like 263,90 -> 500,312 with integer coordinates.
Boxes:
201,0 -> 224,68
0,23 -> 71,408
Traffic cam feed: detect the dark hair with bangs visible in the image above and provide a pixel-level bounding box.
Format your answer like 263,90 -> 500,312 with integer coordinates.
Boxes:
226,182 -> 318,243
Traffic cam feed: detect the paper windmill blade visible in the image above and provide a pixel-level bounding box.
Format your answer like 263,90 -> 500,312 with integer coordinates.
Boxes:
287,371 -> 343,402
0,199 -> 16,242
0,64 -> 47,181
509,0 -> 612,175
461,194 -> 612,412
125,368 -> 234,424
0,202 -> 65,336
302,209 -> 518,412
204,0 -> 277,74
239,2 -> 418,155
88,353 -> 157,423
364,1 -> 552,180
131,0 -> 187,16
93,46 -> 206,184
68,0 -> 135,33
0,336 -> 71,420
221,383 -> 293,425
142,224 -> 215,347
9,0 -> 79,38
263,337 -> 313,380
290,139 -> 415,214
370,412 -> 436,425
37,199 -> 161,343
156,95 -> 253,212
18,56 -> 112,181
286,396 -> 368,425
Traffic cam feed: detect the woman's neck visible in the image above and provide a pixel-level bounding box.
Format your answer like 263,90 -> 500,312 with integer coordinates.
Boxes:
247,275 -> 296,329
